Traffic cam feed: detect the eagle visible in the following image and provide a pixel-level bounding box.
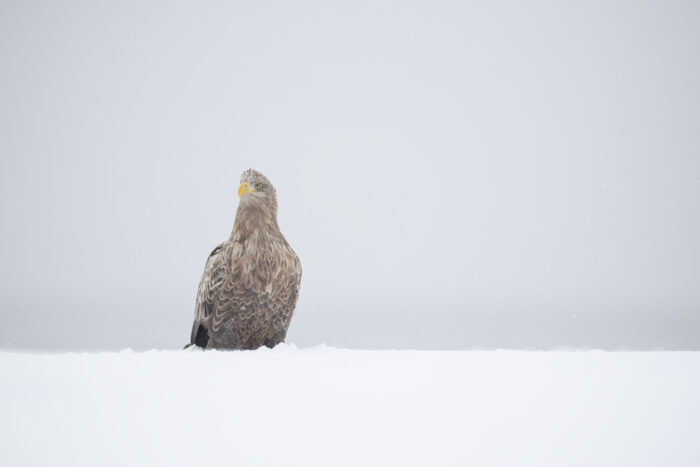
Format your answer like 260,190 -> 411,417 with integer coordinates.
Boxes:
186,169 -> 302,350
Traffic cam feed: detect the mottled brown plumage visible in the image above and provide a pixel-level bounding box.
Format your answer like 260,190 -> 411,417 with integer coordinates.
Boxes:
187,169 -> 301,350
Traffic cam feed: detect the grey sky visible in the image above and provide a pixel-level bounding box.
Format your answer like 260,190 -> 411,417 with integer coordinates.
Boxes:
1,0 -> 699,350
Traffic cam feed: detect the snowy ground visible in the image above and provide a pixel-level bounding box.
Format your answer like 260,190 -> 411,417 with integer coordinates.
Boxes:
2,346 -> 699,467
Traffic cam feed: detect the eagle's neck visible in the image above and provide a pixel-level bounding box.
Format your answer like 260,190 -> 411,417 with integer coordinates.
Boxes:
230,201 -> 281,241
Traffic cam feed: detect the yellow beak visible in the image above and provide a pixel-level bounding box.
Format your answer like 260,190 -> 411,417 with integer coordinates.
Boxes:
238,182 -> 254,198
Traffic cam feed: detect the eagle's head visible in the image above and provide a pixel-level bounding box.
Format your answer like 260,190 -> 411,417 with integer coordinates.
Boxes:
237,169 -> 278,215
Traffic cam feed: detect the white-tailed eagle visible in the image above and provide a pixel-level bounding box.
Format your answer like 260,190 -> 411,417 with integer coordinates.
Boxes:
186,169 -> 302,350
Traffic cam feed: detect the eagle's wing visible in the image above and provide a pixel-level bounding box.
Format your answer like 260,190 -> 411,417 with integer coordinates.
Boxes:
188,243 -> 227,348
266,248 -> 302,343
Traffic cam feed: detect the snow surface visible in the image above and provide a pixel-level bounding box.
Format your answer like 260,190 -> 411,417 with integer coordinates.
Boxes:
2,346 -> 699,467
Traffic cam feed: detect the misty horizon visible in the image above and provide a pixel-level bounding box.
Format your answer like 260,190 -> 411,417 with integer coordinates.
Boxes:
1,0 -> 699,351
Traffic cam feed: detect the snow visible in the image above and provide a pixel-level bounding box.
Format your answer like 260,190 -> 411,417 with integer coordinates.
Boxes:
2,346 -> 699,467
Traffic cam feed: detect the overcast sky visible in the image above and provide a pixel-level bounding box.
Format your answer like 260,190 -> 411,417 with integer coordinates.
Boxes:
1,0 -> 699,350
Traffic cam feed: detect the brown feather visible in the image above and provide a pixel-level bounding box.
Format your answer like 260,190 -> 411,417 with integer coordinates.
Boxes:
188,169 -> 302,350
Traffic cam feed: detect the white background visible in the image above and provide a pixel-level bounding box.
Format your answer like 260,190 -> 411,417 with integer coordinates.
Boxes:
1,1 -> 699,350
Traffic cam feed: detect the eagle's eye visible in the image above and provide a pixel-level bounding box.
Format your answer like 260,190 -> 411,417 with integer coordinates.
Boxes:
254,182 -> 262,189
